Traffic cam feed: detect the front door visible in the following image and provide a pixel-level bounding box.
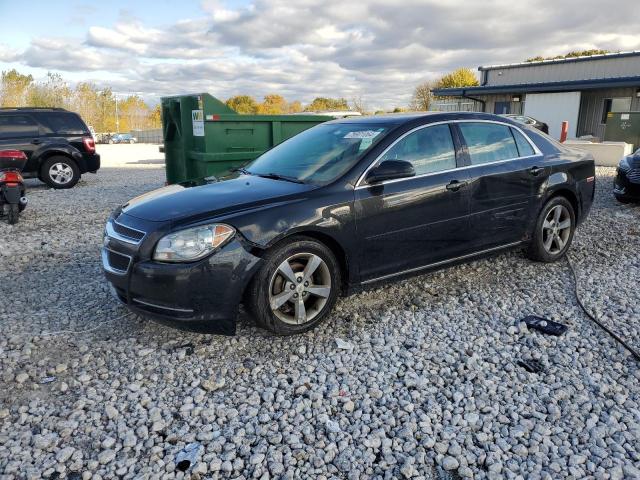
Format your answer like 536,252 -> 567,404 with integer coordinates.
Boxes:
455,121 -> 548,249
355,123 -> 472,282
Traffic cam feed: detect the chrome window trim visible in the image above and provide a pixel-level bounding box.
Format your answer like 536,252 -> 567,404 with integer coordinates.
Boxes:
101,247 -> 132,276
355,119 -> 542,189
106,219 -> 146,245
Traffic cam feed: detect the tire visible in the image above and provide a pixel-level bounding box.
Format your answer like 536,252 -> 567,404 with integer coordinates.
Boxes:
129,139 -> 135,144
527,196 -> 576,263
615,194 -> 632,204
7,204 -> 19,225
246,236 -> 341,335
40,156 -> 80,189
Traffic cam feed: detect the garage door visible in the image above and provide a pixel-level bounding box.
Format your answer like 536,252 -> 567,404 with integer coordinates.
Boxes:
524,92 -> 581,140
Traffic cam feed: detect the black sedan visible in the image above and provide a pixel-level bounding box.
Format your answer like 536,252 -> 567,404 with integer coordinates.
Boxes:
502,114 -> 549,134
614,149 -> 640,203
102,112 -> 595,335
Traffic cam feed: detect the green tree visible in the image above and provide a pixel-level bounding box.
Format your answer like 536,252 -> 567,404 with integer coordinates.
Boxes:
28,72 -> 71,108
226,95 -> 258,114
0,69 -> 33,107
305,97 -> 349,112
434,68 -> 479,89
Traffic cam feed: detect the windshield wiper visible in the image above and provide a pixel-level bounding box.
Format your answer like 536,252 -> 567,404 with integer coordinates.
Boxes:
255,172 -> 307,184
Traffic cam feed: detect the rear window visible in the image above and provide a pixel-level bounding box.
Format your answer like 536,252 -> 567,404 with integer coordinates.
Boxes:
458,122 -> 519,165
0,114 -> 39,139
39,112 -> 88,135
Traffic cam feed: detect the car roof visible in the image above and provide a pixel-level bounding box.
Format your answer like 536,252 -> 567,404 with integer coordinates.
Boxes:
326,111 -> 522,127
0,108 -> 70,113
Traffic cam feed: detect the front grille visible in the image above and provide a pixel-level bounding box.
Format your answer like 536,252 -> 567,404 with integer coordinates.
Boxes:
102,248 -> 132,275
112,220 -> 145,243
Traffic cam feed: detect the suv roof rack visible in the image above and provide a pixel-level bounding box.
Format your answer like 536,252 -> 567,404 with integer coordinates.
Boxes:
0,107 -> 68,111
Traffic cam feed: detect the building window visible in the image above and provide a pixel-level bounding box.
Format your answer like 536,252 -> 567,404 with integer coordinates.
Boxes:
601,97 -> 632,124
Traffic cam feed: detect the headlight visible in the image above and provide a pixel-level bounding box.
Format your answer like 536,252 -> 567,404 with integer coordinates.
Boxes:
153,224 -> 235,262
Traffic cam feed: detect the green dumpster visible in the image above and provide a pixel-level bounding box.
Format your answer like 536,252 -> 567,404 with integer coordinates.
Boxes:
161,93 -> 333,184
604,112 -> 640,150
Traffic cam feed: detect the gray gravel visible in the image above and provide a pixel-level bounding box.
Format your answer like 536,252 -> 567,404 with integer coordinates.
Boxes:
1,165 -> 639,479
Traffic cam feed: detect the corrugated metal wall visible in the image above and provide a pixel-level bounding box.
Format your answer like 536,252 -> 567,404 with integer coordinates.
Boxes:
576,87 -> 640,139
485,55 -> 640,86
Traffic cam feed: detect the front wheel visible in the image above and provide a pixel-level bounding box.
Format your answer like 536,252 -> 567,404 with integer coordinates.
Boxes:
6,204 -> 19,224
246,237 -> 341,335
527,196 -> 575,262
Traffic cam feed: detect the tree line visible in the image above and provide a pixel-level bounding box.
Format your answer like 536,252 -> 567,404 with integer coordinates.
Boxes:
0,70 -> 161,133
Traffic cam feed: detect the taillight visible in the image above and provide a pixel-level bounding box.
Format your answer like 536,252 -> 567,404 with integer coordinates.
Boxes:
0,150 -> 27,160
0,171 -> 23,184
83,136 -> 96,154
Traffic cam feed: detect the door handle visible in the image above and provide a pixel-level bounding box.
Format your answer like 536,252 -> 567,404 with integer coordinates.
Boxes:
31,139 -> 42,145
446,180 -> 467,191
529,166 -> 544,176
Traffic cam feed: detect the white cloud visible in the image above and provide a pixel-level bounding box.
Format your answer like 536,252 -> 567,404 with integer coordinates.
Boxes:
4,0 -> 640,109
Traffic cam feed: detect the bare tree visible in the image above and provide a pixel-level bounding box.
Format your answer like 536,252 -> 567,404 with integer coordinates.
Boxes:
410,81 -> 434,111
350,95 -> 367,114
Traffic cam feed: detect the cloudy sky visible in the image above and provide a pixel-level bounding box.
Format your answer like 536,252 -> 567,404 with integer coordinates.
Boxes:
1,0 -> 640,110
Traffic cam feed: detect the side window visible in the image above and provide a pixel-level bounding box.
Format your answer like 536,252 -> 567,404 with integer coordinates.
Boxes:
0,115 -> 39,139
39,112 -> 88,134
511,128 -> 535,157
458,122 -> 519,165
379,124 -> 456,175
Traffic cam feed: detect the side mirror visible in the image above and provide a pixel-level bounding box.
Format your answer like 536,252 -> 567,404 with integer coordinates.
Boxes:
365,160 -> 415,184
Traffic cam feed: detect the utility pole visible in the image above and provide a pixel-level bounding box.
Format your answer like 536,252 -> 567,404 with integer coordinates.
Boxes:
115,94 -> 119,133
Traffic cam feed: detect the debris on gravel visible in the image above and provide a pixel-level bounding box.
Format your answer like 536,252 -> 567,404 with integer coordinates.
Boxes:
0,166 -> 639,479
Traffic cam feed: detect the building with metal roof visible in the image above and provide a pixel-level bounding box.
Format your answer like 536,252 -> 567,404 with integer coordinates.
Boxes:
432,51 -> 640,140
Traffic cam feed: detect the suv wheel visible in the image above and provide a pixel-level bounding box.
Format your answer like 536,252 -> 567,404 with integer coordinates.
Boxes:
41,156 -> 80,189
527,196 -> 576,262
246,237 -> 341,335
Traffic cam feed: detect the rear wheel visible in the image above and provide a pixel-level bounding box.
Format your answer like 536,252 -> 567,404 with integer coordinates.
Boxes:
7,204 -> 19,224
40,156 -> 80,189
246,237 -> 341,335
528,196 -> 575,262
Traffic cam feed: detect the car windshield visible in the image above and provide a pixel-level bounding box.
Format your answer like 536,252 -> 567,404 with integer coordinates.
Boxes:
246,123 -> 389,185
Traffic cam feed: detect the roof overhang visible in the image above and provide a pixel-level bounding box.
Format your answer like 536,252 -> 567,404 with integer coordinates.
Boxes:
433,76 -> 640,97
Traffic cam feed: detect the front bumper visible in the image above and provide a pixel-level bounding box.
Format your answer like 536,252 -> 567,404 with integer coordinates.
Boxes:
614,168 -> 640,201
102,217 -> 262,335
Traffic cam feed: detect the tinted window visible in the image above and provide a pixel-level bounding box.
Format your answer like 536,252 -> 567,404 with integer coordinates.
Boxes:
39,112 -> 88,134
379,124 -> 456,175
0,114 -> 39,139
511,128 -> 535,157
459,122 -> 519,165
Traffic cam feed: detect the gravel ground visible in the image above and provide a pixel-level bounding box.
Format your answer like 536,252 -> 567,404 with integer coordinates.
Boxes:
1,162 -> 639,479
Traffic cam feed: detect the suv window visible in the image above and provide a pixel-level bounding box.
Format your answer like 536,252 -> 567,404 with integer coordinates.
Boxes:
39,112 -> 88,135
379,124 -> 456,175
511,128 -> 535,157
0,114 -> 39,139
459,122 -> 519,165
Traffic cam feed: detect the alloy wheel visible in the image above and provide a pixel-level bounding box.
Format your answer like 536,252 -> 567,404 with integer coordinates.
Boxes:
269,252 -> 332,325
49,162 -> 74,185
541,204 -> 572,254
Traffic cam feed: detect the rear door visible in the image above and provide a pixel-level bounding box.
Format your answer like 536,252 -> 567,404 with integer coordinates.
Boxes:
354,123 -> 472,282
0,114 -> 41,172
456,121 -> 547,250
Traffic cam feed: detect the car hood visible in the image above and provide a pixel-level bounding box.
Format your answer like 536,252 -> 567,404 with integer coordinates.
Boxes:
122,175 -> 314,222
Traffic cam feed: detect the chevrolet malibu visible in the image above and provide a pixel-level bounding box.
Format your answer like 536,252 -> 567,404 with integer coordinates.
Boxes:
102,112 -> 595,335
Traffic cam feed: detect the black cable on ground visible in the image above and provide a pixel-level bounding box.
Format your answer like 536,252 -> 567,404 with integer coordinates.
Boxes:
566,254 -> 640,362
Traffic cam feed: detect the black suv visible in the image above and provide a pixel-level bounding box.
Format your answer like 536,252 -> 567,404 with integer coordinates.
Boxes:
0,108 -> 100,189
